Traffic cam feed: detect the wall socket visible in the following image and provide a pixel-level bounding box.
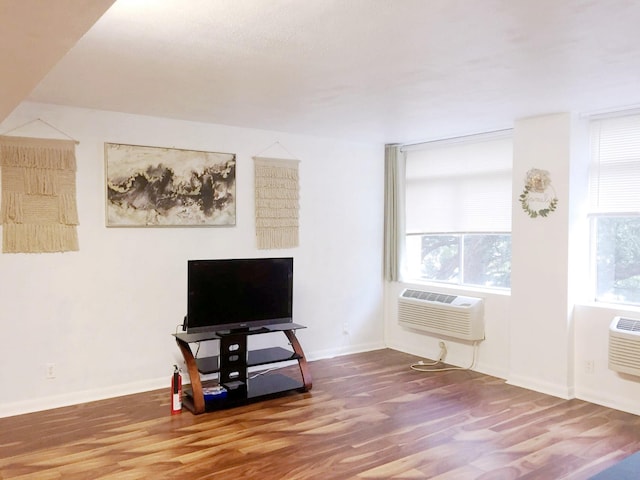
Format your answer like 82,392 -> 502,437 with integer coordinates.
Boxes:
46,363 -> 56,379
342,322 -> 349,335
584,360 -> 595,375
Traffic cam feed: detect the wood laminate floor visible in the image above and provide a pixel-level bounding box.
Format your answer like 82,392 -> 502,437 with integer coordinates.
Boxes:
1,349 -> 639,479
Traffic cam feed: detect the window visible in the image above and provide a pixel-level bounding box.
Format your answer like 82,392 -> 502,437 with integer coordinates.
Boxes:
590,114 -> 640,305
403,132 -> 513,289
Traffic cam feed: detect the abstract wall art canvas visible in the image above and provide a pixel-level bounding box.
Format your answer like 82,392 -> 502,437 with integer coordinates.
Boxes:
105,143 -> 236,227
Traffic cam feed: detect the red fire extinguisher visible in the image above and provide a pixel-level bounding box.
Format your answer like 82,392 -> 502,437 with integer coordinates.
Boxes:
171,365 -> 182,415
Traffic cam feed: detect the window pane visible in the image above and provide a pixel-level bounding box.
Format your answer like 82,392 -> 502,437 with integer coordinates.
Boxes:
463,234 -> 511,288
596,217 -> 640,304
420,235 -> 459,283
406,233 -> 511,289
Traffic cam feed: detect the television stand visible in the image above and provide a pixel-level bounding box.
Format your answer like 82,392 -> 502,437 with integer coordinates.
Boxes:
173,323 -> 312,414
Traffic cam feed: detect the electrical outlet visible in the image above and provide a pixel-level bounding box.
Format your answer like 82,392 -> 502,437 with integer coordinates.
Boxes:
584,360 -> 595,375
46,363 -> 56,379
342,322 -> 349,335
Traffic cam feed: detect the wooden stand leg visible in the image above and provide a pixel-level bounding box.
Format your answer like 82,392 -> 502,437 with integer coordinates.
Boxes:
284,329 -> 312,391
175,337 -> 205,414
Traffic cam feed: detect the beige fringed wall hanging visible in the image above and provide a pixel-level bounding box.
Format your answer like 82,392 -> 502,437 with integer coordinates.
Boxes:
253,156 -> 300,249
0,136 -> 79,253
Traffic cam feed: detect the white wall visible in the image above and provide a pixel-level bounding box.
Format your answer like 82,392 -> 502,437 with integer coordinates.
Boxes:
575,304 -> 640,416
508,113 -> 576,398
0,101 -> 385,417
385,112 -> 640,416
4,103 -> 638,419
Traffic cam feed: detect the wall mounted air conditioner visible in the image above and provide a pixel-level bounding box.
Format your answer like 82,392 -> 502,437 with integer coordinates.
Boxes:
609,316 -> 640,377
398,288 -> 484,341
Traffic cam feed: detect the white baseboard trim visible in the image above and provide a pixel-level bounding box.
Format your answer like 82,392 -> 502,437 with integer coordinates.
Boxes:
307,341 -> 387,362
384,342 -> 509,379
506,374 -> 574,400
472,361 -> 508,380
0,343 -> 387,419
0,377 -> 168,419
575,386 -> 640,416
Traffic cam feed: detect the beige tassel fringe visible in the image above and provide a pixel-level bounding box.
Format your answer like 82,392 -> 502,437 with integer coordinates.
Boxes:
24,167 -> 59,195
0,136 -> 76,170
1,192 -> 24,223
256,227 -> 299,250
3,224 -> 79,253
1,135 -> 79,253
254,156 -> 300,250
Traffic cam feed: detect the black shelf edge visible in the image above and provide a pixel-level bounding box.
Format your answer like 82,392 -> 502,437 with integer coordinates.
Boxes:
194,347 -> 300,374
183,373 -> 305,413
247,372 -> 304,399
195,356 -> 220,374
173,322 -> 306,343
249,347 -> 301,367
263,322 -> 307,332
173,331 -> 221,343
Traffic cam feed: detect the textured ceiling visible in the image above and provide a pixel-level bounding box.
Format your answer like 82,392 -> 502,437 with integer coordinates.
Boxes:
17,0 -> 640,143
0,0 -> 115,122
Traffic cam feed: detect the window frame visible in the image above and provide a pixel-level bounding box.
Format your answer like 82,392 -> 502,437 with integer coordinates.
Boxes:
401,130 -> 513,291
588,112 -> 640,307
406,231 -> 511,290
590,214 -> 640,306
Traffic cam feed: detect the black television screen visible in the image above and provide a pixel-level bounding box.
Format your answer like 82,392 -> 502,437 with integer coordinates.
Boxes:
186,257 -> 293,333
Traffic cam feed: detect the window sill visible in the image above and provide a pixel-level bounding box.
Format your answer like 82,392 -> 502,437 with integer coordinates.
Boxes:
398,278 -> 511,298
574,300 -> 640,315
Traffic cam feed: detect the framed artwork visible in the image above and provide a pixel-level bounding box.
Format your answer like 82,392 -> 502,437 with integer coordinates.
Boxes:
105,143 -> 236,227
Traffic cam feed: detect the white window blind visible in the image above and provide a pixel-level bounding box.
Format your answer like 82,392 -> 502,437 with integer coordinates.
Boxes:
404,133 -> 513,234
590,114 -> 640,213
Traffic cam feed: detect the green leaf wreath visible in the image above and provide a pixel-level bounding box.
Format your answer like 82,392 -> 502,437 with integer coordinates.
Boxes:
519,168 -> 558,218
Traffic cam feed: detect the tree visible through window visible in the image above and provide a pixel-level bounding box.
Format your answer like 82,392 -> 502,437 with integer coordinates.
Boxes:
595,217 -> 640,304
417,234 -> 511,288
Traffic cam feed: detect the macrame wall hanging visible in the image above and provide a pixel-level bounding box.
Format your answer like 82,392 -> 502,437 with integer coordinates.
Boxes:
0,136 -> 79,253
253,156 -> 300,249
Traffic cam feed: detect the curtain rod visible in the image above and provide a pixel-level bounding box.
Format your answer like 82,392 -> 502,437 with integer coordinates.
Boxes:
398,128 -> 513,152
581,105 -> 640,120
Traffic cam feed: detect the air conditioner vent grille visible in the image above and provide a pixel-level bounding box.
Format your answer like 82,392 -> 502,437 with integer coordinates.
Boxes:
616,317 -> 640,333
401,289 -> 457,304
609,316 -> 640,376
398,288 -> 484,341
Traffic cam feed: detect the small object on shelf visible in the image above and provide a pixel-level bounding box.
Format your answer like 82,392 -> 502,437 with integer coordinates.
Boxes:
203,385 -> 227,401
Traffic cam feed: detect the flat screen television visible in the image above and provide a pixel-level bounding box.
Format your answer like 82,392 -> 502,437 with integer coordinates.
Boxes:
186,257 -> 293,333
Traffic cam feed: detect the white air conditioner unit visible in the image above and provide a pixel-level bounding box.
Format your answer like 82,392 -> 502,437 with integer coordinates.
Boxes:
609,316 -> 640,377
398,288 -> 484,341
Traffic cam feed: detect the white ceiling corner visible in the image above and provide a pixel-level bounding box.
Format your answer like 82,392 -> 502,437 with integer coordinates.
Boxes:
7,0 -> 640,144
